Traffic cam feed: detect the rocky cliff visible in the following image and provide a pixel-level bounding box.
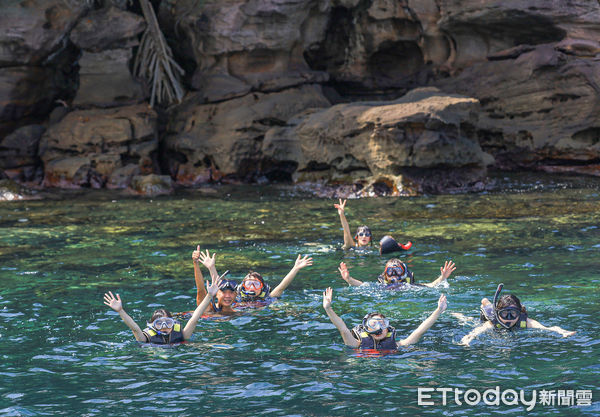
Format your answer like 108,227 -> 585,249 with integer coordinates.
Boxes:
1,0 -> 599,197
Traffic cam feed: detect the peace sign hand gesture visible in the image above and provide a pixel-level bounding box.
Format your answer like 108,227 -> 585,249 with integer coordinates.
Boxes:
334,198 -> 347,215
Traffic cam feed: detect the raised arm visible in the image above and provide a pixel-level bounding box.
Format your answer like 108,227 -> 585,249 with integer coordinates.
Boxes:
103,291 -> 146,342
322,287 -> 360,348
196,249 -> 220,305
422,261 -> 456,287
399,294 -> 447,346
460,321 -> 493,346
334,199 -> 354,249
192,245 -> 206,305
270,254 -> 313,298
182,274 -> 219,340
527,318 -> 576,337
338,262 -> 364,286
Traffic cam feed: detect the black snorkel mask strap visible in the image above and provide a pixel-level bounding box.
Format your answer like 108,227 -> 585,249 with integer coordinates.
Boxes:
493,283 -> 515,329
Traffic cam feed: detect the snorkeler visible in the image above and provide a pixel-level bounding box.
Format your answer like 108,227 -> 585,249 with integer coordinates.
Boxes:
338,258 -> 456,288
193,247 -> 237,315
102,276 -> 219,345
322,287 -> 447,349
193,246 -> 313,310
334,199 -> 372,249
460,283 -> 576,346
239,254 -> 313,301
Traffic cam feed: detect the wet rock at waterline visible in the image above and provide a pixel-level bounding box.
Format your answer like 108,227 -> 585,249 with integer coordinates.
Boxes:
0,178 -> 40,201
127,174 -> 173,196
0,125 -> 46,183
39,104 -> 158,189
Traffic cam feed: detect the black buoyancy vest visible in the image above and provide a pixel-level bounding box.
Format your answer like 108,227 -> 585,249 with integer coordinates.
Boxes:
142,323 -> 184,344
352,325 -> 398,350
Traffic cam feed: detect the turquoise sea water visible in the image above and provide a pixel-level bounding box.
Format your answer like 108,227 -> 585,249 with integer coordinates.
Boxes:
0,174 -> 599,416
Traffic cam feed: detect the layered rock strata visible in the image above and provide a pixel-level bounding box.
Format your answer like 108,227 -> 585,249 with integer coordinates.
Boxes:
0,0 -> 599,197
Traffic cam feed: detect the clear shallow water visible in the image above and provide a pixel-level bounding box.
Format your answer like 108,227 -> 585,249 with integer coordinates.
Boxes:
0,175 -> 599,416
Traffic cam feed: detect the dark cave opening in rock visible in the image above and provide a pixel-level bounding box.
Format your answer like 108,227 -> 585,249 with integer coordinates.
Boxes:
367,40 -> 425,88
303,6 -> 354,73
304,7 -> 427,100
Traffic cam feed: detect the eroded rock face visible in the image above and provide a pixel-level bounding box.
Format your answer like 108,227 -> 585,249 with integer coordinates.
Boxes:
1,0 -> 599,194
436,43 -> 600,174
163,84 -> 331,184
0,125 -> 45,183
73,48 -> 145,107
39,104 -> 158,188
157,0 -> 599,178
70,6 -> 145,52
0,61 -> 76,137
437,0 -> 600,68
160,0 -> 331,98
263,87 -> 491,194
0,0 -> 84,135
71,6 -> 146,107
305,0 -> 436,96
0,0 -> 87,65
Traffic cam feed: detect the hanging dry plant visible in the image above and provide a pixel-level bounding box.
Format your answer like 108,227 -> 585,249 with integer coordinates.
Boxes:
133,0 -> 185,107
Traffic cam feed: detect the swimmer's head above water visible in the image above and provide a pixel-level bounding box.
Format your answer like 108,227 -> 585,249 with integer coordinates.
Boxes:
493,284 -> 526,329
216,278 -> 238,307
355,225 -> 372,247
379,258 -> 414,285
361,312 -> 391,340
238,272 -> 270,300
148,309 -> 176,335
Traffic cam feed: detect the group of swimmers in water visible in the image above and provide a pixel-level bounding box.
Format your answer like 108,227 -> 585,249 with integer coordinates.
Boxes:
104,199 -> 575,349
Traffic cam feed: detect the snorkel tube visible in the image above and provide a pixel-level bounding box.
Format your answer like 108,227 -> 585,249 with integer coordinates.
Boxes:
493,283 -> 515,329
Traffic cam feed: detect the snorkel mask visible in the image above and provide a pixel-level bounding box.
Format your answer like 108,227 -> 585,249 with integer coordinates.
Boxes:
493,283 -> 521,329
362,313 -> 390,336
148,317 -> 176,335
217,271 -> 237,292
382,261 -> 413,284
238,273 -> 269,299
